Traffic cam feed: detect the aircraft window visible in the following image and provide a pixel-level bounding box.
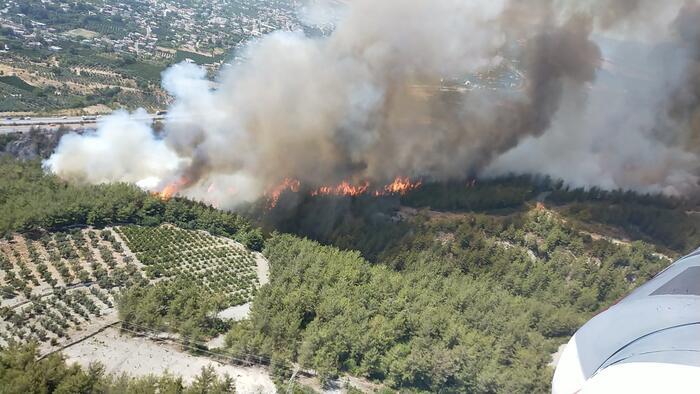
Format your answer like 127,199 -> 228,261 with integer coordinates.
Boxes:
651,266 -> 700,296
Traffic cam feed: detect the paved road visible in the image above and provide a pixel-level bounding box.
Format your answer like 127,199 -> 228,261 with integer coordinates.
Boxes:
0,113 -> 167,134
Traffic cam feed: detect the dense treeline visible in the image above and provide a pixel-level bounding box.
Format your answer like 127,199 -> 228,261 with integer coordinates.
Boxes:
258,195 -> 411,261
380,209 -> 669,312
0,343 -> 236,393
257,174 -> 700,258
546,184 -> 686,209
230,206 -> 671,392
400,177 -> 537,212
118,279 -> 229,344
562,202 -> 700,254
226,237 -> 540,392
0,159 -> 263,250
2,155 -> 694,392
542,183 -> 700,253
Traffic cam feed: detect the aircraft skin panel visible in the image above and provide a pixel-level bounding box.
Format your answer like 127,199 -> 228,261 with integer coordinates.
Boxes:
622,252 -> 700,303
650,266 -> 700,296
553,250 -> 700,394
599,323 -> 700,370
579,362 -> 700,393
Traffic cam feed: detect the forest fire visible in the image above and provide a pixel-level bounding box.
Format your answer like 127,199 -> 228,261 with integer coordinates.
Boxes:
380,176 -> 422,195
311,181 -> 370,197
265,178 -> 301,208
157,175 -> 422,208
266,176 -> 422,208
156,177 -> 189,200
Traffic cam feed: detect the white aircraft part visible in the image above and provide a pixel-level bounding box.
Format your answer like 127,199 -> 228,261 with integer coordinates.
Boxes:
553,248 -> 700,393
580,362 -> 700,393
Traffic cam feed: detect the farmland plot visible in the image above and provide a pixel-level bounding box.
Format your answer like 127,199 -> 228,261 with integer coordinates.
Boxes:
1,225 -> 263,353
0,228 -> 144,351
115,225 -> 260,306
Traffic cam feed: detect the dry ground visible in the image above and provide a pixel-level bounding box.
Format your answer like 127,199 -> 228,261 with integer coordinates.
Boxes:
63,326 -> 276,393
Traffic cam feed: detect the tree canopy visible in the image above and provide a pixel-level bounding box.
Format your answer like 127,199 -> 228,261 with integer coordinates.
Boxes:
228,204 -> 671,392
0,158 -> 262,250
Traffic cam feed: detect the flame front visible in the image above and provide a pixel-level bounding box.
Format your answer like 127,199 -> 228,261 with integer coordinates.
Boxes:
157,177 -> 189,200
311,180 -> 370,197
382,176 -> 422,195
265,176 -> 421,208
312,177 -> 421,197
266,178 -> 301,208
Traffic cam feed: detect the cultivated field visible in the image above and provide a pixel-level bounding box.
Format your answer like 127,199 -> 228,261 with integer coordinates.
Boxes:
116,225 -> 261,306
0,225 -> 265,354
0,227 -> 142,352
0,57 -> 167,113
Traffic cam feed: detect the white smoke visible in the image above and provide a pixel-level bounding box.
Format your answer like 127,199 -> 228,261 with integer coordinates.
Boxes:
45,109 -> 184,186
297,0 -> 345,29
45,0 -> 700,206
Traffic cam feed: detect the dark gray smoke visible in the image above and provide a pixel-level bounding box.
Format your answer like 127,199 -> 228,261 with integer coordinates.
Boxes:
667,2 -> 700,150
487,1 -> 700,195
46,0 -> 700,205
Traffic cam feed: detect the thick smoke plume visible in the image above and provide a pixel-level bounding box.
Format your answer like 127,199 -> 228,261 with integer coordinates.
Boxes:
486,0 -> 700,195
46,0 -> 700,207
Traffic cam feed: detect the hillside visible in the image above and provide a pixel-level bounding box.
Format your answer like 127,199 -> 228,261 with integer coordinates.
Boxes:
256,176 -> 700,259
2,158 -> 700,393
0,159 -> 277,392
4,0 -> 700,392
231,195 -> 678,392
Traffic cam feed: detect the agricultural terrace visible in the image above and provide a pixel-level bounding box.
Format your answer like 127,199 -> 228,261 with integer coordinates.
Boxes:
1,225 -> 264,353
114,225 -> 260,306
0,228 -> 144,351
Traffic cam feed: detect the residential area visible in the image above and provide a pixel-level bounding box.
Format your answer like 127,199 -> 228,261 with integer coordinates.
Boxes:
0,0 -> 309,114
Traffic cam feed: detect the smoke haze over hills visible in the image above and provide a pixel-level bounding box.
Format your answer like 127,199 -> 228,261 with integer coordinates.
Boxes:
45,0 -> 700,207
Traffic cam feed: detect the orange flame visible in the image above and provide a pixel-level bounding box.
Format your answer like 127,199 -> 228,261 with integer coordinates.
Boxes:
265,176 -> 422,208
381,176 -> 422,195
312,177 -> 421,197
311,180 -> 370,197
157,177 -> 189,200
266,178 -> 301,208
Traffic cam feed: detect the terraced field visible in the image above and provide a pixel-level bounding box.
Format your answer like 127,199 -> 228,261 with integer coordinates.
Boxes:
0,225 -> 263,352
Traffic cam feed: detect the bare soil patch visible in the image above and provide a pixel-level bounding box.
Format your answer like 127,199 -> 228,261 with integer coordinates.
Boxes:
63,326 -> 276,393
